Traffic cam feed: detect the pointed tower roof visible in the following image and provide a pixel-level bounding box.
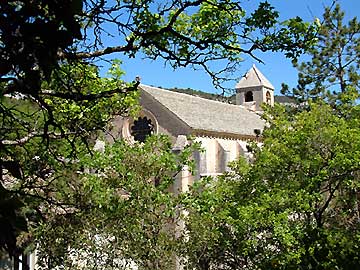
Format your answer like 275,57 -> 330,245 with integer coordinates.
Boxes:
235,64 -> 274,90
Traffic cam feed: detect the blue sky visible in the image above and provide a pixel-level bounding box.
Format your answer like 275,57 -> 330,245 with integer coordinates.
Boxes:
108,0 -> 360,96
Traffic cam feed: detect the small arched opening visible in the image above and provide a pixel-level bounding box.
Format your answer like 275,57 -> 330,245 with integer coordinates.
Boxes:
245,91 -> 253,102
266,91 -> 271,104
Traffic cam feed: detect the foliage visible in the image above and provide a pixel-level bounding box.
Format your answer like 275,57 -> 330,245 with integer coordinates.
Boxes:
282,3 -> 360,104
192,4 -> 360,268
0,62 -> 139,258
182,4 -> 360,270
184,101 -> 360,269
1,0 -> 319,98
249,102 -> 360,269
0,0 -> 83,95
181,176 -> 241,270
32,135 -> 197,270
1,0 -> 320,259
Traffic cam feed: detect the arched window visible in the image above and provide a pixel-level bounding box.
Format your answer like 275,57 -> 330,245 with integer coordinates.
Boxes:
130,116 -> 154,142
266,91 -> 271,104
245,91 -> 253,102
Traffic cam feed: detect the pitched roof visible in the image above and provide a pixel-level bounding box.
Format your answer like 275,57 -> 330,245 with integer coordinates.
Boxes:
140,85 -> 265,137
235,64 -> 274,90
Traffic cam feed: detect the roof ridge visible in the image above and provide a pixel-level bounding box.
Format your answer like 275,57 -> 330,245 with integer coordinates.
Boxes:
252,64 -> 262,84
140,84 -> 248,110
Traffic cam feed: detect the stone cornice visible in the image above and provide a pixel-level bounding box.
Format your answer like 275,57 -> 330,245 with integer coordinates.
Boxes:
191,129 -> 262,142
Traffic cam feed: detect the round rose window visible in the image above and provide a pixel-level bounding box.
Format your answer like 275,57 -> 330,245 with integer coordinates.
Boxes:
130,116 -> 154,142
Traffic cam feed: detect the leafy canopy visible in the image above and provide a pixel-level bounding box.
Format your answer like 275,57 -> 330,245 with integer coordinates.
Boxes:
34,135 -> 198,270
184,100 -> 360,269
1,0 -> 319,262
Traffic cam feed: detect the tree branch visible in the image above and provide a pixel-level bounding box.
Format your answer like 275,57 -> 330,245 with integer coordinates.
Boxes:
1,131 -> 77,146
40,81 -> 139,101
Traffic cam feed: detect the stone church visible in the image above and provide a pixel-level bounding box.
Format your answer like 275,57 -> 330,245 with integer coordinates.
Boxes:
114,64 -> 273,194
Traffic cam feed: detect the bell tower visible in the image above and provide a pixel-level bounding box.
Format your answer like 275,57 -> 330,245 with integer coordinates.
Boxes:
235,64 -> 274,111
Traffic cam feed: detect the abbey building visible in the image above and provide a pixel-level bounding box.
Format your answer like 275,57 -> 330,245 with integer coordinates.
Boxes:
113,64 -> 274,193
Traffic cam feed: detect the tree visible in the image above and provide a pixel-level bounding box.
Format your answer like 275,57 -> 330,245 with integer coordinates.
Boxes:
33,135 -> 197,270
181,176 -> 242,269
184,101 -> 360,269
182,5 -> 360,268
248,102 -> 360,269
1,0 -> 318,98
1,0 -> 318,262
282,3 -> 360,103
1,62 -> 139,262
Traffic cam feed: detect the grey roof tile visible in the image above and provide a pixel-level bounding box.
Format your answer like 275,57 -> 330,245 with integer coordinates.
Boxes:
140,85 -> 265,137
